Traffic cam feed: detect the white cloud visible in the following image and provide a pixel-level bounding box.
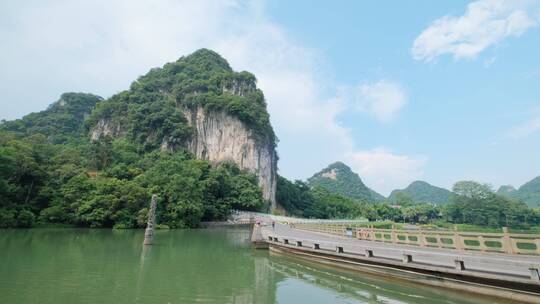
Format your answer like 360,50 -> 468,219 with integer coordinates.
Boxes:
346,148 -> 427,195
0,0 -> 423,194
507,114 -> 540,139
412,0 -> 539,61
343,80 -> 407,123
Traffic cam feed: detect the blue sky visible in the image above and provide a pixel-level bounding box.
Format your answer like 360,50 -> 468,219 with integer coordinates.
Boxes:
266,0 -> 540,192
1,0 -> 539,195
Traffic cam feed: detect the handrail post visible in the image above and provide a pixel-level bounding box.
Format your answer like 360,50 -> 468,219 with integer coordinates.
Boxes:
454,225 -> 462,251
370,224 -> 375,241
391,224 -> 397,244
478,234 -> 486,252
502,227 -> 514,254
419,229 -> 426,247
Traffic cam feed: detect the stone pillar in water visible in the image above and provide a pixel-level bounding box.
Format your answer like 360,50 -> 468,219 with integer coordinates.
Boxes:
143,194 -> 158,245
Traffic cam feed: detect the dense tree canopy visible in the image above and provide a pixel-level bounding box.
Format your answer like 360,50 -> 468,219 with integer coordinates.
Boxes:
0,49 -> 276,229
275,176 -> 315,216
388,180 -> 451,205
87,48 -> 276,151
277,176 -> 539,229
0,130 -> 266,228
278,175 -> 424,222
443,181 -> 538,228
1,49 -> 538,231
307,162 -> 384,202
497,177 -> 540,208
1,93 -> 102,144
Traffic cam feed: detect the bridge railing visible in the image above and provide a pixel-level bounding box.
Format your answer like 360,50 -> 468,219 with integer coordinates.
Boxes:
230,210 -> 362,224
292,221 -> 369,237
263,231 -> 540,287
293,222 -> 540,255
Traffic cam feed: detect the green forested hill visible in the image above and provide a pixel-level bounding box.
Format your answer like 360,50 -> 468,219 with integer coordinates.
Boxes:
0,49 -> 273,228
277,176 -> 540,228
276,175 -> 370,219
369,188 -> 386,201
1,93 -> 102,144
307,162 -> 384,202
498,177 -> 540,208
88,48 -> 275,150
516,176 -> 540,207
496,185 -> 517,196
388,181 -> 451,204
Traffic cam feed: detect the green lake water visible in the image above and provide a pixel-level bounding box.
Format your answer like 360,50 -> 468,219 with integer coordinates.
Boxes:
0,228 -> 508,304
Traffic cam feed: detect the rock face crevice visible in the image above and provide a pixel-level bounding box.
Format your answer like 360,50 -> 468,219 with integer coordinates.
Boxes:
90,118 -> 124,140
182,107 -> 277,208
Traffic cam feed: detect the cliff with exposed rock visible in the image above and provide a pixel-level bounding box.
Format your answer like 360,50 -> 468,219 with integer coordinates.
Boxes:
88,49 -> 278,207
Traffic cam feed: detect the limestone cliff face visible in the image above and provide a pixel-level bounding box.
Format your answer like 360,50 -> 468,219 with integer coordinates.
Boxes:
90,118 -> 124,141
89,105 -> 278,207
88,49 -> 278,207
182,107 -> 277,207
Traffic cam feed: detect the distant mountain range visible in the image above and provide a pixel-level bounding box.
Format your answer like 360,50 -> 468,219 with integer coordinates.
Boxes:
307,162 -> 540,207
388,180 -> 451,205
307,162 -> 451,204
307,162 -> 384,202
497,176 -> 540,208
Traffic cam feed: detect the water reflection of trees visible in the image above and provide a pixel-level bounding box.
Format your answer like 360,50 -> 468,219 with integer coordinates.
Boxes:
1,228 -> 496,304
132,228 -> 283,304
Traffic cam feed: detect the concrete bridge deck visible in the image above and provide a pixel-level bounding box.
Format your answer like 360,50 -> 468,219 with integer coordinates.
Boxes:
258,223 -> 540,303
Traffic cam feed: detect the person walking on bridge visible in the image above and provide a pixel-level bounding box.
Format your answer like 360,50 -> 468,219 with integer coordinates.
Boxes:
272,220 -> 275,229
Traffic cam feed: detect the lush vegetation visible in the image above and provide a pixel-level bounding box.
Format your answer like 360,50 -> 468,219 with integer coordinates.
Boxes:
278,176 -> 540,229
307,162 -> 384,202
2,49 -> 539,232
297,161 -> 539,229
497,176 -> 540,208
442,181 -> 538,228
277,178 -> 362,219
1,93 -> 102,144
0,128 -> 265,228
278,175 -> 436,222
0,49 -> 277,229
388,180 -> 451,205
87,48 -> 275,151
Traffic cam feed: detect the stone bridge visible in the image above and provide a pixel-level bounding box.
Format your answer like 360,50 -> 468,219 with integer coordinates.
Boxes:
251,220 -> 540,303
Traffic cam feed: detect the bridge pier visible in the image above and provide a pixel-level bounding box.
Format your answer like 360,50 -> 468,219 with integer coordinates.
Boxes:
365,249 -> 373,258
454,258 -> 465,271
402,253 -> 412,263
251,223 -> 268,249
530,265 -> 540,281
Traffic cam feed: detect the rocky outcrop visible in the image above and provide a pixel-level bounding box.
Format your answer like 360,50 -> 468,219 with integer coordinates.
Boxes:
182,107 -> 277,208
221,80 -> 255,97
88,103 -> 278,208
90,118 -> 124,140
88,49 -> 278,208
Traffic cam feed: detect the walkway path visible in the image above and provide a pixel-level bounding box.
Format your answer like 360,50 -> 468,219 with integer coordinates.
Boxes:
261,223 -> 540,281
